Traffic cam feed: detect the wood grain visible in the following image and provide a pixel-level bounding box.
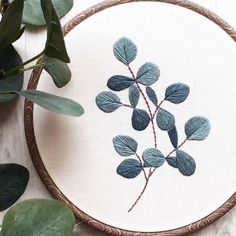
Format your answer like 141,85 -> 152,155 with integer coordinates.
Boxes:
1,0 -> 236,235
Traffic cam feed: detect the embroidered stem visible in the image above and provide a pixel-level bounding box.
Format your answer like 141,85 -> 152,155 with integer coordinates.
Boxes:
128,178 -> 149,212
152,99 -> 165,119
150,138 -> 188,177
128,65 -> 157,148
123,103 -> 134,108
136,153 -> 147,181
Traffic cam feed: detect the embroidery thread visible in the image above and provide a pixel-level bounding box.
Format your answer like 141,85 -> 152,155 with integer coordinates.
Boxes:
96,37 -> 211,212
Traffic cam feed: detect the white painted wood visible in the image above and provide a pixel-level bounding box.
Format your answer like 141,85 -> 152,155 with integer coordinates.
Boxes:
0,0 -> 235,235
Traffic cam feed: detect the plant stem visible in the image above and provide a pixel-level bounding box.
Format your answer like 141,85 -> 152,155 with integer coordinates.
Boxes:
135,153 -> 147,181
128,65 -> 157,148
128,178 -> 149,212
19,63 -> 45,73
5,52 -> 45,77
150,138 -> 188,177
152,99 -> 165,119
123,103 -> 134,108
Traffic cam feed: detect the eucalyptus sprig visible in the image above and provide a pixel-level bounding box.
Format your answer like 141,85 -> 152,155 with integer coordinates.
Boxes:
0,0 -> 84,117
96,37 -> 211,212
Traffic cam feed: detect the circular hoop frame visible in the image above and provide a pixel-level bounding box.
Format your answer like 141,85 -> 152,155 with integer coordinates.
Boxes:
24,0 -> 236,235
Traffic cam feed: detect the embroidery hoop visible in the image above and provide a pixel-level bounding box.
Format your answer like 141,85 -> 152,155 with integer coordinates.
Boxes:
24,0 -> 236,235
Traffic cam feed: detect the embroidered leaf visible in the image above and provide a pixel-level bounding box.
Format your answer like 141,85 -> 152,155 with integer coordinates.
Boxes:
168,126 -> 178,148
146,86 -> 158,106
0,45 -> 23,102
176,150 -> 196,176
43,56 -> 71,88
136,62 -> 160,86
142,148 -> 165,168
117,159 -> 142,179
129,85 -> 140,108
2,199 -> 75,236
166,156 -> 178,168
113,37 -> 137,65
0,0 -> 24,50
165,83 -> 190,104
42,0 -> 70,63
23,0 -> 73,26
96,91 -> 122,113
0,164 -> 29,211
185,116 -> 210,140
156,108 -> 175,131
113,135 -> 138,156
16,90 -> 84,117
107,75 -> 134,91
132,108 -> 150,131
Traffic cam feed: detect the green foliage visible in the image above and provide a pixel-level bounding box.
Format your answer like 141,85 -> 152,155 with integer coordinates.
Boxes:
0,45 -> 23,102
23,0 -> 73,26
17,90 -> 84,117
41,0 -> 70,63
0,164 -> 29,211
1,199 -> 75,236
0,0 -> 24,50
43,56 -> 71,88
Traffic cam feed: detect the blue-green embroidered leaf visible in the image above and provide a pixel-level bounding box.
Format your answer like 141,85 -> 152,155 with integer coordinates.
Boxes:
142,148 -> 165,168
176,150 -> 196,176
168,126 -> 178,148
156,108 -> 175,131
2,199 -> 75,236
16,90 -> 84,117
113,135 -> 138,156
166,156 -> 178,168
136,63 -> 160,86
132,108 -> 150,131
0,0 -> 24,50
185,116 -> 210,141
129,85 -> 139,108
0,164 -> 29,211
0,45 -> 23,102
146,86 -> 158,106
43,56 -> 71,88
96,91 -> 122,113
107,75 -> 134,91
117,159 -> 142,179
113,37 -> 137,65
165,83 -> 190,104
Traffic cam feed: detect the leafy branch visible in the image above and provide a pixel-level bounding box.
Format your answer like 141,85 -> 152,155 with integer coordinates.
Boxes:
0,0 -> 84,117
96,37 -> 211,212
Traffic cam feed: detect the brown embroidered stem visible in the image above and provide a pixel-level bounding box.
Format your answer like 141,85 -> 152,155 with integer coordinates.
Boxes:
123,103 -> 134,108
150,138 -> 188,177
152,99 -> 165,119
128,178 -> 149,212
136,153 -> 147,181
128,65 -> 157,148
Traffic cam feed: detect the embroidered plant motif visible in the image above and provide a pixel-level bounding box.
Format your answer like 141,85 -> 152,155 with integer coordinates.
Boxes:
96,37 -> 211,212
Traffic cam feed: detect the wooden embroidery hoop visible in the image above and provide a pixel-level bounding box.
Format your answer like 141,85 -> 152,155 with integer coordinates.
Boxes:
24,0 -> 236,235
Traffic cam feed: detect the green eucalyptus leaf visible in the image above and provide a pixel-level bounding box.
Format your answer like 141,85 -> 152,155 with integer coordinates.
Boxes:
0,164 -> 29,211
0,0 -> 24,50
23,0 -> 73,26
0,45 -> 23,102
2,199 -> 75,236
41,0 -> 70,63
43,56 -> 71,88
16,90 -> 84,117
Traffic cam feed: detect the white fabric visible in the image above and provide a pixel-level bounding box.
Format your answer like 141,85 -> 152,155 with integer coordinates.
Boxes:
34,2 -> 236,232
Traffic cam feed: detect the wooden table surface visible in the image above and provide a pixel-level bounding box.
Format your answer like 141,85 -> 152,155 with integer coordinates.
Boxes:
0,0 -> 235,235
